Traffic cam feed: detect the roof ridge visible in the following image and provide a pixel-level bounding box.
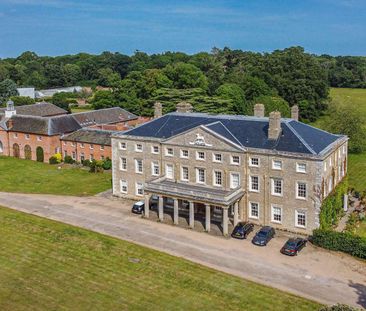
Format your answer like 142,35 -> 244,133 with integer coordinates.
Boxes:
285,122 -> 316,155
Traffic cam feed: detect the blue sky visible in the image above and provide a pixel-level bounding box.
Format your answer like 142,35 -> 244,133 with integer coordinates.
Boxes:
0,0 -> 365,57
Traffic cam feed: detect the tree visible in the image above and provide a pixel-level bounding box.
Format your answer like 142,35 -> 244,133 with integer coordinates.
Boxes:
215,83 -> 249,114
253,95 -> 291,117
10,96 -> 35,106
63,64 -> 82,86
97,68 -> 120,87
163,62 -> 208,90
51,92 -> 77,113
0,79 -> 18,104
323,105 -> 366,153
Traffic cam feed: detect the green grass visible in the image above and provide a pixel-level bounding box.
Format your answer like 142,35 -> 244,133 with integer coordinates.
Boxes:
0,206 -> 321,311
355,219 -> 366,238
348,153 -> 366,191
71,106 -> 94,113
0,156 -> 111,196
330,88 -> 366,115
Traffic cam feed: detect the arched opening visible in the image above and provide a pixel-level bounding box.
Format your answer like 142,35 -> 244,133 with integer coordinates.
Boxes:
36,146 -> 44,162
24,145 -> 32,160
13,143 -> 20,158
0,140 -> 3,154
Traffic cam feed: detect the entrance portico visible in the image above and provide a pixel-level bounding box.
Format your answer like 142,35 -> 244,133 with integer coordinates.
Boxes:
144,178 -> 245,236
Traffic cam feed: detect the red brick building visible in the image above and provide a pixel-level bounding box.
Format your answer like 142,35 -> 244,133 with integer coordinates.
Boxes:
0,101 -> 139,162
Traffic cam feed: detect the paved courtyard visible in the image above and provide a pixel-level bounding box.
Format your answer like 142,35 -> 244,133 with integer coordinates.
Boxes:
0,192 -> 365,308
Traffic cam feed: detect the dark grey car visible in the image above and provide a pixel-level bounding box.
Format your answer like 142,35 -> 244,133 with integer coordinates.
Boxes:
252,226 -> 275,246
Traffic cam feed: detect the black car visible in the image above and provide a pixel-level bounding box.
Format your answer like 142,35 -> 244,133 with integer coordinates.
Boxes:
280,238 -> 307,256
231,222 -> 254,239
131,201 -> 145,214
252,226 -> 275,246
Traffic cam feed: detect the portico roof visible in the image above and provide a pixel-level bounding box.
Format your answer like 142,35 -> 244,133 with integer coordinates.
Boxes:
144,178 -> 245,206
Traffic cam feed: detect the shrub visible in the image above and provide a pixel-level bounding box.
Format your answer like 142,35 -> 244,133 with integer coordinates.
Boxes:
311,229 -> 366,259
89,160 -> 104,173
49,156 -> 58,165
82,159 -> 91,167
102,157 -> 112,170
319,178 -> 348,229
319,304 -> 357,311
64,155 -> 74,164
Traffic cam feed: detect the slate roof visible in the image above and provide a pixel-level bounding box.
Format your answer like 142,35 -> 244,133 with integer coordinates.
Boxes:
117,112 -> 345,155
7,115 -> 81,135
61,128 -> 113,146
0,102 -> 67,117
72,107 -> 137,127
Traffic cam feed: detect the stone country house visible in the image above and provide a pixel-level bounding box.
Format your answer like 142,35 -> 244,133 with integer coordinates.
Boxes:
111,103 -> 348,235
0,101 -> 145,163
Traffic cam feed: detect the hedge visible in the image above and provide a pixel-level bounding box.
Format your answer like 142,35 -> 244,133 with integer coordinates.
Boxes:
311,229 -> 366,259
319,178 -> 348,229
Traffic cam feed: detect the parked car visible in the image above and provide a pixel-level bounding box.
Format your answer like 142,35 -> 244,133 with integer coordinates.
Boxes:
280,238 -> 307,256
231,222 -> 254,239
252,226 -> 275,246
131,201 -> 145,214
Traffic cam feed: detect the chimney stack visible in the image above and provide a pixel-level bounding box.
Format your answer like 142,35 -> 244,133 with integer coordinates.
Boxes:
291,105 -> 299,121
154,102 -> 163,118
254,103 -> 265,118
5,100 -> 16,118
176,101 -> 193,113
268,111 -> 282,140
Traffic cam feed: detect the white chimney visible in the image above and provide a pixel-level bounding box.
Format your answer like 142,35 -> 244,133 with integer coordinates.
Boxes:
254,103 -> 265,117
268,111 -> 282,140
5,100 -> 16,118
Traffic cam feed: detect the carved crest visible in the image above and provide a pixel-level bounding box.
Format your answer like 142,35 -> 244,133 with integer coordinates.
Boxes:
189,133 -> 212,147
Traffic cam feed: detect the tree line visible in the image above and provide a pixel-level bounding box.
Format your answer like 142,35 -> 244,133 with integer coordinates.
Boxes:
1,47 -> 365,122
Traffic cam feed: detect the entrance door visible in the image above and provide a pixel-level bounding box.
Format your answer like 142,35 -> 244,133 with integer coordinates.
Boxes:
13,143 -> 20,158
24,145 -> 32,160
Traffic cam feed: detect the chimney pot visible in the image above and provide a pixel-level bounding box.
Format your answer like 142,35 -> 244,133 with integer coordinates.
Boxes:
254,103 -> 265,117
291,105 -> 299,121
176,101 -> 193,113
154,102 -> 163,118
268,111 -> 282,140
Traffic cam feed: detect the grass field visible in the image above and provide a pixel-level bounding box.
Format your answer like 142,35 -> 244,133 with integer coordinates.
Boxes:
0,206 -> 321,311
0,156 -> 111,196
355,219 -> 366,238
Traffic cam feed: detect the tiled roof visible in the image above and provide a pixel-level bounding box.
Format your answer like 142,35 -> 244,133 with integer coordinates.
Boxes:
117,112 -> 345,155
7,115 -> 81,135
0,102 -> 67,117
61,128 -> 113,146
72,107 -> 137,127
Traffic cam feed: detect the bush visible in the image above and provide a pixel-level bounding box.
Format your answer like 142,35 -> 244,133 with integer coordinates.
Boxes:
64,155 -> 74,164
319,304 -> 357,310
49,156 -> 58,165
102,157 -> 112,170
82,159 -> 91,167
319,178 -> 348,229
311,229 -> 366,259
89,160 -> 104,173
49,153 -> 61,165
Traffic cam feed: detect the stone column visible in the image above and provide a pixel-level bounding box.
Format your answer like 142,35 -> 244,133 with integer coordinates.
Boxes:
144,194 -> 150,218
223,207 -> 229,236
205,204 -> 211,232
343,194 -> 348,212
189,201 -> 195,229
233,201 -> 239,226
173,198 -> 179,225
158,196 -> 164,222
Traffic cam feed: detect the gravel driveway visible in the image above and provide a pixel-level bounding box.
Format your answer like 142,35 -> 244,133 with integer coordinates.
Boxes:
0,192 -> 365,308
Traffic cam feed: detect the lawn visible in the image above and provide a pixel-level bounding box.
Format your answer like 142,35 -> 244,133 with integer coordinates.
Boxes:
355,219 -> 366,238
71,106 -> 94,113
0,156 -> 111,196
0,206 -> 321,311
311,88 -> 366,191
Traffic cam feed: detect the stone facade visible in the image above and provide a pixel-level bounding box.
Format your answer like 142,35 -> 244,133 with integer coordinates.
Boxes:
111,111 -> 348,235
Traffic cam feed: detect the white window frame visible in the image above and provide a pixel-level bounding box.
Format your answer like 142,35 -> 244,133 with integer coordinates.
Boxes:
100,145 -> 104,151
196,168 -> 206,184
249,175 -> 259,192
80,143 -> 84,149
165,147 -> 174,156
120,142 -> 126,150
151,145 -> 159,154
120,180 -> 128,194
25,134 -> 30,140
151,161 -> 159,176
271,205 -> 282,224
135,159 -> 143,174
271,178 -> 283,196
181,166 -> 189,181
37,136 -> 42,141
166,164 -> 174,179
213,153 -> 222,163
13,133 -> 18,138
196,151 -> 205,161
231,155 -> 240,165
90,144 -> 94,150
135,182 -> 144,196
324,161 -> 327,172
329,157 -> 332,167
213,170 -> 223,187
120,157 -> 127,171
272,159 -> 282,170
180,149 -> 189,158
135,143 -> 143,152
296,182 -> 307,200
296,163 -> 307,173
230,172 -> 240,189
249,157 -> 259,167
295,210 -> 306,228
249,202 -> 259,219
